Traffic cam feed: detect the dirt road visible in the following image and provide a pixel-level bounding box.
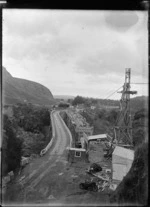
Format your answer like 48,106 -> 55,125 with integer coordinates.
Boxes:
4,110 -> 110,205
4,111 -> 71,203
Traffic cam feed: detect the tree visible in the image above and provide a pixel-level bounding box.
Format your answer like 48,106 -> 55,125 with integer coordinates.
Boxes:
2,114 -> 23,174
72,96 -> 85,106
58,103 -> 70,108
106,110 -> 118,123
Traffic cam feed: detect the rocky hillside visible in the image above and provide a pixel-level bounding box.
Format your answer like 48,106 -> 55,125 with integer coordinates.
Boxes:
2,67 -> 56,106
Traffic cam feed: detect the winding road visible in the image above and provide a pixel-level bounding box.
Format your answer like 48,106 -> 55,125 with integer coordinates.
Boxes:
4,110 -> 73,204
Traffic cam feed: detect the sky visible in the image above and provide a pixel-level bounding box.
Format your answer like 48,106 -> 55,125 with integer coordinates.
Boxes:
3,9 -> 148,99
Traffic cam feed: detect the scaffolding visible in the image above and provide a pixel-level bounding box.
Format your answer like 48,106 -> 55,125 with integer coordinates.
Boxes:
113,68 -> 137,147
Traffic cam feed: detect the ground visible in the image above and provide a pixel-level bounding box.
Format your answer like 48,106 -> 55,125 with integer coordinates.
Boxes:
3,143 -> 112,205
3,111 -> 112,206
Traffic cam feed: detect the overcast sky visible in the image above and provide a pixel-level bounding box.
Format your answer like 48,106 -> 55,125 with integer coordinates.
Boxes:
3,9 -> 148,99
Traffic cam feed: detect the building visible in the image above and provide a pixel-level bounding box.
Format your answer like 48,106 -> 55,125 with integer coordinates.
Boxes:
82,133 -> 109,150
112,146 -> 134,183
87,134 -> 108,142
67,147 -> 88,163
75,125 -> 93,139
90,105 -> 96,110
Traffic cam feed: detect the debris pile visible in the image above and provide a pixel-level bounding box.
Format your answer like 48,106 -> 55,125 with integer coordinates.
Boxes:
79,163 -> 118,192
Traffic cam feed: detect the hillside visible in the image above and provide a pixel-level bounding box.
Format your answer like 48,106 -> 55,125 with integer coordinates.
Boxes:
2,67 -> 56,106
72,95 -> 148,113
2,103 -> 52,176
110,142 -> 148,205
54,95 -> 75,100
130,96 -> 148,114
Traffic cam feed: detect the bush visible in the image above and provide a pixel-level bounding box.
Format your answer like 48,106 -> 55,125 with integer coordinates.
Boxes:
132,108 -> 148,147
13,104 -> 50,133
72,96 -> 85,106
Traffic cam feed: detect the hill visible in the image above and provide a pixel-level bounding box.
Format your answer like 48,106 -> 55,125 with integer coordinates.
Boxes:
2,67 -> 56,106
130,96 -> 148,113
54,95 -> 75,100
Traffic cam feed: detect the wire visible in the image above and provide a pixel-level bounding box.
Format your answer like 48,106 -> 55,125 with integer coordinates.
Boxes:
104,85 -> 123,100
131,83 -> 148,84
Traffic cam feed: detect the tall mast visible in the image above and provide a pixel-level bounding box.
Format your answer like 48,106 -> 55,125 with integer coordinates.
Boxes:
113,68 -> 137,147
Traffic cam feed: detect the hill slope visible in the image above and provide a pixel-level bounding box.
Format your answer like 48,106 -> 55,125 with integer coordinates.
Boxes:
2,67 -> 55,106
54,95 -> 75,100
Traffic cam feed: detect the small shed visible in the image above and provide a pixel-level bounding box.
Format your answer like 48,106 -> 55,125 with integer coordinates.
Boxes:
88,134 -> 108,142
67,147 -> 88,163
112,146 -> 134,182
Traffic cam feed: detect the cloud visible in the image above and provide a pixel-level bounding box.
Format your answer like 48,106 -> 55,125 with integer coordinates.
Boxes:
3,10 -> 148,99
3,10 -> 60,37
75,41 -> 142,77
3,30 -> 81,62
3,9 -> 105,39
105,11 -> 139,31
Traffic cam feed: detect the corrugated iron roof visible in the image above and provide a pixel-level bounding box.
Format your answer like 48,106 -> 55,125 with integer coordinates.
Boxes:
88,134 -> 107,141
68,147 -> 86,151
113,146 -> 134,160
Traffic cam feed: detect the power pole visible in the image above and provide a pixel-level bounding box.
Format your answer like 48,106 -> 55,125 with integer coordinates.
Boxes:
113,68 -> 137,147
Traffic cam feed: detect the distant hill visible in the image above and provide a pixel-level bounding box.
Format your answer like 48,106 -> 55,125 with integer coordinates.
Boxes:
130,96 -> 148,113
97,96 -> 148,113
72,95 -> 148,114
54,95 -> 75,100
2,67 -> 56,106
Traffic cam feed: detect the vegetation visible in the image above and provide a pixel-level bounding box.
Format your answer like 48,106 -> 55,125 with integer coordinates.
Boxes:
110,142 -> 148,205
58,102 -> 70,108
81,104 -> 148,204
2,103 -> 52,176
132,108 -> 148,147
2,114 -> 23,176
81,108 -> 119,136
13,103 -> 50,133
72,95 -> 148,114
109,108 -> 148,205
72,95 -> 119,107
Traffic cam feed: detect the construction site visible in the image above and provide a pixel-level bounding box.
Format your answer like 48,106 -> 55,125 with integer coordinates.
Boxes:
2,68 -> 148,205
60,68 -> 143,195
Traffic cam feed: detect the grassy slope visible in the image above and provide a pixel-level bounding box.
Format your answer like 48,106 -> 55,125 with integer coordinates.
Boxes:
2,67 -> 56,106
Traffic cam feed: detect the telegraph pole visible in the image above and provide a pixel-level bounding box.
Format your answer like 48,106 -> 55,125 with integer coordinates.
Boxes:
113,68 -> 137,147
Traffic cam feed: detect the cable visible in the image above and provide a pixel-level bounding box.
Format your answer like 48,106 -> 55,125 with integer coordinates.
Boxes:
131,69 -> 147,76
103,87 -> 119,98
104,85 -> 123,100
131,83 -> 148,84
